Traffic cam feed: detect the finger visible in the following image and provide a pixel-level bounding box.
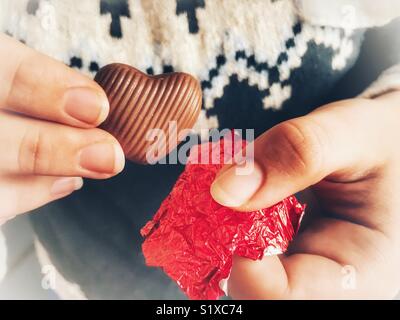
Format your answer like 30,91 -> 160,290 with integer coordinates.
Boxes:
229,253 -> 348,299
0,110 -> 125,178
0,34 -> 109,128
0,217 -> 12,226
0,175 -> 83,219
229,217 -> 399,299
211,99 -> 392,210
228,255 -> 289,299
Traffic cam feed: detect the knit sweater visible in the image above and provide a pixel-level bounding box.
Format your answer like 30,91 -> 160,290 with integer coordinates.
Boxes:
1,0 -> 400,299
1,1 -> 400,130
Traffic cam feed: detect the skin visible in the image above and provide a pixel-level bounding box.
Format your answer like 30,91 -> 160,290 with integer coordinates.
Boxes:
0,34 -> 125,225
211,92 -> 400,299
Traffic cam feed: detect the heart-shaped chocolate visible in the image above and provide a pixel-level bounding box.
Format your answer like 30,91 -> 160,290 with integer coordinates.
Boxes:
95,63 -> 202,164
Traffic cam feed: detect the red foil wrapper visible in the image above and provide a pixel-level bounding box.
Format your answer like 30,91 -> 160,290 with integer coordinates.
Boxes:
141,135 -> 305,300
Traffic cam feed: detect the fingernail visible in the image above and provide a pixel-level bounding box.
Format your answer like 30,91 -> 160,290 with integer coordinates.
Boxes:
64,87 -> 109,125
210,161 -> 263,207
51,177 -> 83,197
79,143 -> 125,175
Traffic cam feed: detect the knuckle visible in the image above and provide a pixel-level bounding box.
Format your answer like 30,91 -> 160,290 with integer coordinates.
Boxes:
18,127 -> 49,174
266,119 -> 326,176
6,54 -> 30,107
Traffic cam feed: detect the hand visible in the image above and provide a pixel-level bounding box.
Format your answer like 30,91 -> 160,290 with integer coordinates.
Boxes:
0,34 -> 125,225
211,93 -> 400,299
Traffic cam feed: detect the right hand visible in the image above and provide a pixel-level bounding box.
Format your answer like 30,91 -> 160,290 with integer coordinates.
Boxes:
0,34 -> 125,225
211,96 -> 400,299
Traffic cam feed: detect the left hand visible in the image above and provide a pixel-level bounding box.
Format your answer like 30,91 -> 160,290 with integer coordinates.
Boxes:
211,92 -> 400,299
0,34 -> 125,226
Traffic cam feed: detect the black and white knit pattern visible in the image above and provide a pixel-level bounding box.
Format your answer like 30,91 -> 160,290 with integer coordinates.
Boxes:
0,0 -> 361,137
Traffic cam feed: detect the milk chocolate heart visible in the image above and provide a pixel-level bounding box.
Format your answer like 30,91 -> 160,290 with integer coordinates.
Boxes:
94,63 -> 202,164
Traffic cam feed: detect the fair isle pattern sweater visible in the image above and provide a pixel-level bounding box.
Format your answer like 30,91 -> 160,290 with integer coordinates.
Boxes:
1,0 -> 399,135
2,0 -> 399,137
1,0 -> 400,299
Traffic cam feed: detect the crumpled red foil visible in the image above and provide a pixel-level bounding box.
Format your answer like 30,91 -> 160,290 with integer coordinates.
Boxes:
141,135 -> 305,300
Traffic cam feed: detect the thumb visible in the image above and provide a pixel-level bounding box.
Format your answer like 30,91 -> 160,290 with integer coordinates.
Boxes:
210,99 -> 389,211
